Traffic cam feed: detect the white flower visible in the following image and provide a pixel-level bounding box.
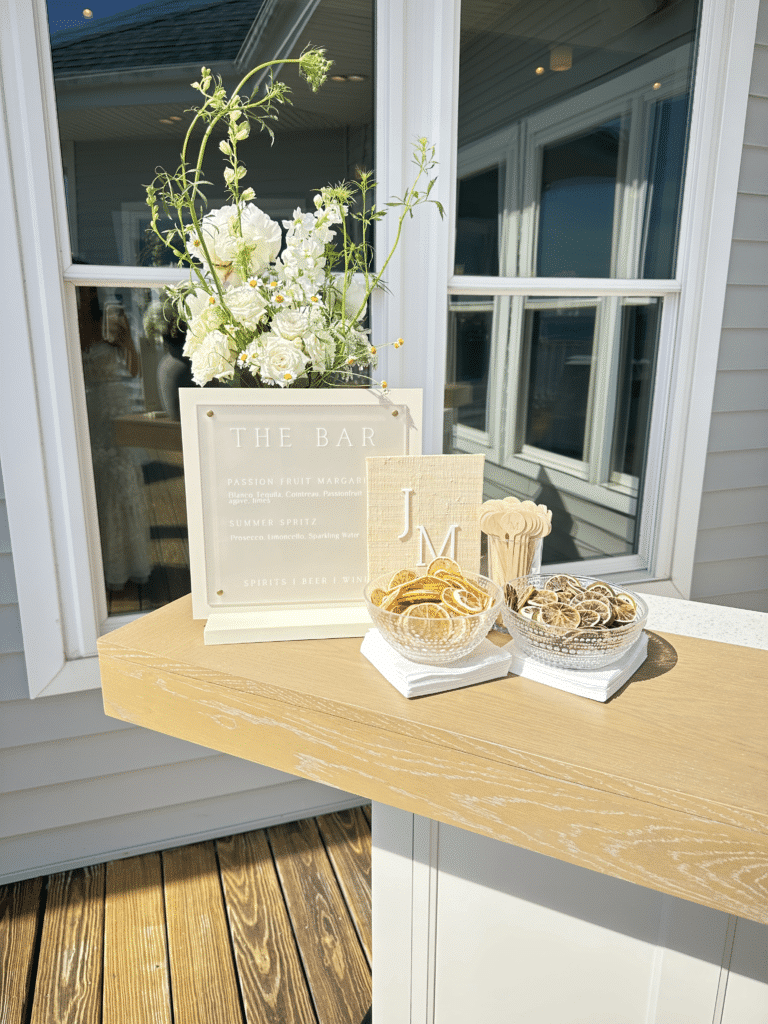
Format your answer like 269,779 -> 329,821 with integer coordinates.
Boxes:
187,329 -> 237,385
225,285 -> 268,330
186,206 -> 238,266
272,307 -> 310,342
257,334 -> 309,386
334,274 -> 368,321
239,204 -> 281,275
302,331 -> 332,373
186,203 -> 281,278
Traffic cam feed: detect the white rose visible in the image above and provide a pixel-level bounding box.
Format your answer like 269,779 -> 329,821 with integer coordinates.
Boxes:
334,274 -> 368,321
225,284 -> 268,330
272,307 -> 310,342
302,331 -> 332,373
258,334 -> 309,386
239,204 -> 282,275
186,206 -> 238,266
188,329 -> 236,385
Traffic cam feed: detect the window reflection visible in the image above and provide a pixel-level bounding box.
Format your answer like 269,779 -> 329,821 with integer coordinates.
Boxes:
49,0 -> 374,267
524,306 -> 595,460
449,0 -> 699,567
49,0 -> 374,613
537,120 -> 622,278
455,166 -> 502,276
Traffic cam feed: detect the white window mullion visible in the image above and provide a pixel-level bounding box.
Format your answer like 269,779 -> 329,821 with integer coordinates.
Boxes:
588,296 -> 623,486
375,0 -> 459,455
0,0 -> 102,694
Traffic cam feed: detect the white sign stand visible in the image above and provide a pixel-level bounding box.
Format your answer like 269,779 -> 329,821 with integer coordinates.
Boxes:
180,388 -> 422,644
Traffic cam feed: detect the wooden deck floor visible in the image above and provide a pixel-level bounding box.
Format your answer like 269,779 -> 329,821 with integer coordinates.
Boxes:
0,807 -> 372,1024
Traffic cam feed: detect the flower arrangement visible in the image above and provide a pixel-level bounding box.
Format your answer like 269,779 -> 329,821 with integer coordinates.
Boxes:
146,49 -> 441,389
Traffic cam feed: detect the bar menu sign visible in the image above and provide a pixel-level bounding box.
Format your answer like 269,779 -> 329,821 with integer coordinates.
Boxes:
180,388 -> 422,643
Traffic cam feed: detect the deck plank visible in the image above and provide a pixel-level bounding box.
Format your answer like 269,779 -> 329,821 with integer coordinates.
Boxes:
269,818 -> 371,1024
103,853 -> 172,1024
0,875 -> 44,1024
316,809 -> 372,966
30,865 -> 105,1024
217,830 -> 318,1024
162,840 -> 243,1024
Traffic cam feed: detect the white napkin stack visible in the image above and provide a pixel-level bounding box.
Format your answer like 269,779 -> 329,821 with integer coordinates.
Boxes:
360,629 -> 513,699
504,632 -> 648,702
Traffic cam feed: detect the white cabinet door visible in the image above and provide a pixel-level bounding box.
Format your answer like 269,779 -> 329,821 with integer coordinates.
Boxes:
373,805 -> 768,1024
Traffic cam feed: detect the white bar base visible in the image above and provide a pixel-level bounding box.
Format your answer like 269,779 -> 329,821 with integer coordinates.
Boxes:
203,602 -> 372,645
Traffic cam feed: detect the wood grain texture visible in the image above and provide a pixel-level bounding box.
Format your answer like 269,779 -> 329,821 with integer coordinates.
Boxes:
269,818 -> 371,1024
216,829 -> 317,1024
316,809 -> 372,966
30,866 -> 104,1024
0,875 -> 43,1024
99,595 -> 768,923
103,853 -> 171,1024
162,841 -> 242,1024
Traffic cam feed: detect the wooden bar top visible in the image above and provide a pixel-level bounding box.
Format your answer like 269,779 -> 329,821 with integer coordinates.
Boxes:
98,595 -> 768,924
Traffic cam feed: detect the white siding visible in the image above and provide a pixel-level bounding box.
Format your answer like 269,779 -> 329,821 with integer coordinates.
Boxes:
690,3 -> 768,613
0,470 -> 363,885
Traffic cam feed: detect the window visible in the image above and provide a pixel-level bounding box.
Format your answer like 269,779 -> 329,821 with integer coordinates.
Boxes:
0,0 -> 758,695
445,2 -> 699,570
54,0 -> 373,620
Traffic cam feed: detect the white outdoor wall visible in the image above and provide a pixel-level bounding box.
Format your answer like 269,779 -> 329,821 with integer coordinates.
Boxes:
690,1 -> 768,613
0,469 -> 363,885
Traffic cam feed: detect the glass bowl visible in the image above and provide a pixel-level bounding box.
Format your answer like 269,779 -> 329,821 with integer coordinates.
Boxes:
501,573 -> 648,670
364,570 -> 503,664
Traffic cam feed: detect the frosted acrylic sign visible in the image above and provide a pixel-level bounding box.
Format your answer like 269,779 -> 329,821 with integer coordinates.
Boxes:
180,389 -> 422,644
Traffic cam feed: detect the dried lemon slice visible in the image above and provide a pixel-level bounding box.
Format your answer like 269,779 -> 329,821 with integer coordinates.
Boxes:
586,581 -> 615,600
572,597 -> 613,625
369,587 -> 387,608
403,601 -> 451,619
527,588 -> 559,606
537,605 -> 581,628
576,608 -> 601,628
444,588 -> 486,614
427,556 -> 462,575
389,568 -> 417,589
613,600 -> 637,623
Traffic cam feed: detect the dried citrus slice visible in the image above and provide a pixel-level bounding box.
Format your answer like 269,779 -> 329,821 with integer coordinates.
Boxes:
389,568 -> 417,589
545,574 -> 573,592
572,597 -> 613,625
586,581 -> 615,600
516,585 -> 537,609
613,600 -> 637,623
576,608 -> 601,628
427,556 -> 462,576
445,588 -> 486,614
504,583 -> 518,611
369,587 -> 387,607
527,588 -> 559,606
538,605 -> 581,628
403,601 -> 450,619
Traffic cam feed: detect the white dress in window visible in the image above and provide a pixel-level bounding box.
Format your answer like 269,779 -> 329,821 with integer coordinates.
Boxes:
82,340 -> 152,591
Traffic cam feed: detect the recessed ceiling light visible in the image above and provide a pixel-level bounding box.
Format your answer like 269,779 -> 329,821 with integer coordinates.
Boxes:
83,8 -> 93,17
652,81 -> 662,90
550,45 -> 572,72
535,66 -> 545,75
159,118 -> 174,124
347,74 -> 366,82
331,75 -> 348,82
170,115 -> 182,121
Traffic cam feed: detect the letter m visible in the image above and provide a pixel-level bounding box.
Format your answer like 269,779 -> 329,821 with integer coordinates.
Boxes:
417,524 -> 458,566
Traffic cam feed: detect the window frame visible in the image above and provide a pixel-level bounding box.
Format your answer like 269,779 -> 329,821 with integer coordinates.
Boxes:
0,0 -> 760,696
